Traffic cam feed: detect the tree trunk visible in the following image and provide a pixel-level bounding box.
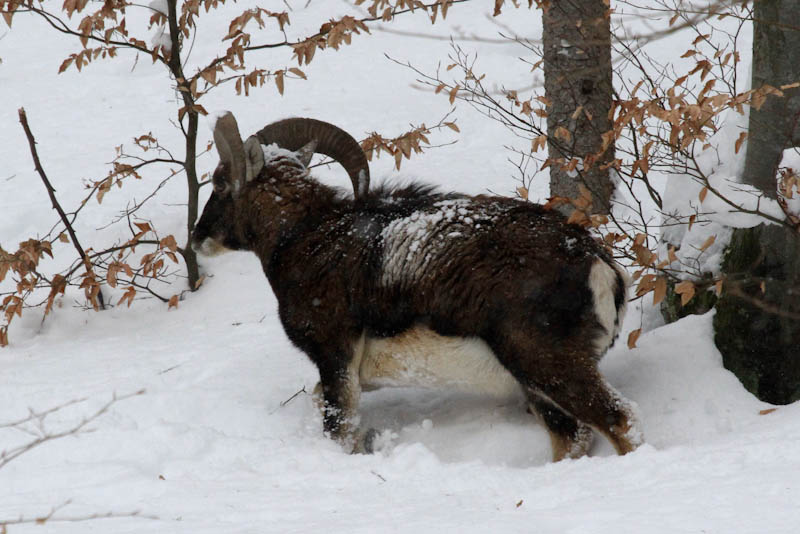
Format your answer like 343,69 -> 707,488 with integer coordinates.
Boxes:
742,0 -> 800,198
183,110 -> 201,290
167,0 -> 200,290
715,224 -> 800,404
542,0 -> 614,215
714,0 -> 800,405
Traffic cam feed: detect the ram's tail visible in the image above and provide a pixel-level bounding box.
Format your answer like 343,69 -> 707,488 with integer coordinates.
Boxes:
588,257 -> 629,356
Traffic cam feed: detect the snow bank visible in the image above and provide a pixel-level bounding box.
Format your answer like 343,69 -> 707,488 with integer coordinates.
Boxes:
1,276 -> 795,533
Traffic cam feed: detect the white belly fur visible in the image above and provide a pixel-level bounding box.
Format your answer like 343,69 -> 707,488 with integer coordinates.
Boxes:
359,326 -> 522,398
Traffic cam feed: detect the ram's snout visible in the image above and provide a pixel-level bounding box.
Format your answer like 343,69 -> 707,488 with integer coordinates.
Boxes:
191,190 -> 240,257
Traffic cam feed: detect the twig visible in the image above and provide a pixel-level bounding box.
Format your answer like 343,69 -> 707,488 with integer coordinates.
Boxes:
0,500 -> 158,528
17,107 -> 106,310
0,397 -> 88,430
0,390 -> 145,471
724,281 -> 800,321
280,386 -> 307,407
373,25 -> 513,44
268,386 -> 308,415
370,470 -> 387,482
157,363 -> 182,375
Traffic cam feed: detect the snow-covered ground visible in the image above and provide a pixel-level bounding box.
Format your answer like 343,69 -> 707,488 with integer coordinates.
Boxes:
1,2 -> 798,532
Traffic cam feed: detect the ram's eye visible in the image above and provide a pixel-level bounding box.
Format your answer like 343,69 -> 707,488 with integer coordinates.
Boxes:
211,163 -> 232,195
213,180 -> 230,195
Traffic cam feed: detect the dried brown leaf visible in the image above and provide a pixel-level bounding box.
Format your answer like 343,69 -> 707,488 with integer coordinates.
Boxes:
699,234 -> 716,252
735,131 -> 747,154
117,286 -> 136,308
531,135 -> 547,152
2,9 -> 14,28
134,222 -> 152,233
448,85 -> 459,105
627,328 -> 641,349
653,276 -> 667,306
674,280 -> 696,306
668,246 -> 679,264
58,56 -> 75,74
288,67 -> 307,79
566,210 -> 589,226
554,126 -> 571,142
107,264 -> 118,288
159,235 -> 178,252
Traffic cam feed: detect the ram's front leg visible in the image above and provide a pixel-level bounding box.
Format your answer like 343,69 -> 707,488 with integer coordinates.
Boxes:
312,335 -> 376,453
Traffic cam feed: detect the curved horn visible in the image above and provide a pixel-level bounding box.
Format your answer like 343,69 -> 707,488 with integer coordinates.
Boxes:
213,112 -> 247,196
255,118 -> 370,200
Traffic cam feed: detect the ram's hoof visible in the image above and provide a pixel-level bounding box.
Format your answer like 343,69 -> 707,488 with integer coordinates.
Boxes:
352,428 -> 379,454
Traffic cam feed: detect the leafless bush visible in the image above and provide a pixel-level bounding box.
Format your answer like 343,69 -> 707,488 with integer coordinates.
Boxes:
0,390 -> 156,530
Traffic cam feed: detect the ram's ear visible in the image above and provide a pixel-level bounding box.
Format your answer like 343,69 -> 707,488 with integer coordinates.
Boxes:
244,136 -> 265,182
296,139 -> 318,167
213,112 -> 246,194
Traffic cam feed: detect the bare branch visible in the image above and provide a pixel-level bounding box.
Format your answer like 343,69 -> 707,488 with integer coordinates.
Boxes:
0,504 -> 157,528
18,107 -> 106,311
0,390 -> 145,471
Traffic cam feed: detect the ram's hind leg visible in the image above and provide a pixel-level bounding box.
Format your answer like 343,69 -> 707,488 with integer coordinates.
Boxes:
537,366 -> 643,456
494,336 -> 642,458
527,393 -> 594,461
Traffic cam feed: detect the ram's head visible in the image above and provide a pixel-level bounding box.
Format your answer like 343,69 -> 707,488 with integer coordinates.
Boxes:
191,112 -> 370,256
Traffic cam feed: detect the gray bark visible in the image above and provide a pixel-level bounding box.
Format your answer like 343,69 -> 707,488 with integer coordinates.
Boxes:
542,0 -> 614,214
742,0 -> 800,197
167,0 -> 200,290
715,223 -> 800,404
714,0 -> 800,405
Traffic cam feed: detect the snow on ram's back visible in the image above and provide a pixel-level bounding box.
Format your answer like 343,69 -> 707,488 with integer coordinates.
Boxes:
0,1 -> 798,533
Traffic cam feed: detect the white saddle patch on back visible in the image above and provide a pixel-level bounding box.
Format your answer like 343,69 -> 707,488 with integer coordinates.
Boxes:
379,199 -> 504,288
359,325 -> 522,398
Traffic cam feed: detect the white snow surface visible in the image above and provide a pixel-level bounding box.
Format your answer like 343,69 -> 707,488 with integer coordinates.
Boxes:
148,0 -> 168,16
1,1 -> 799,532
778,147 -> 800,217
147,0 -> 171,51
151,25 -> 172,53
